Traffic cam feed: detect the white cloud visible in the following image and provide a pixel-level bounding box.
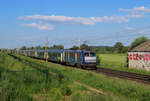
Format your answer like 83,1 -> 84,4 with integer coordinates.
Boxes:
19,6 -> 150,30
22,22 -> 54,30
120,6 -> 150,13
100,16 -> 129,23
19,15 -> 129,25
136,29 -> 150,35
126,14 -> 145,18
119,6 -> 150,19
125,26 -> 134,31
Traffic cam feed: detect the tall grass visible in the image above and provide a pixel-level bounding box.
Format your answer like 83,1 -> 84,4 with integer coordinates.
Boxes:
0,52 -> 121,101
15,53 -> 150,101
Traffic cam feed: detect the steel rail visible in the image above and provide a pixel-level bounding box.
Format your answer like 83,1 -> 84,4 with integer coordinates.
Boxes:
96,68 -> 150,84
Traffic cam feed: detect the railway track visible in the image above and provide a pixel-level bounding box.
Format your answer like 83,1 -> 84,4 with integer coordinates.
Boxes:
96,68 -> 150,84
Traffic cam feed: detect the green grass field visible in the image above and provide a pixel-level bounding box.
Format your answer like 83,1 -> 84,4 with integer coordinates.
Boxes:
0,52 -> 120,101
13,53 -> 150,101
2,51 -> 150,101
98,53 -> 127,68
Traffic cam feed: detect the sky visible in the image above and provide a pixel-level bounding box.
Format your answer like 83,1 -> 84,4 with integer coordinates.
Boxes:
1,0 -> 150,48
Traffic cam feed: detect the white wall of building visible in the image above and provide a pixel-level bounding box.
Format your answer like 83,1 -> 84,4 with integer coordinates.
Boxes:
128,52 -> 150,71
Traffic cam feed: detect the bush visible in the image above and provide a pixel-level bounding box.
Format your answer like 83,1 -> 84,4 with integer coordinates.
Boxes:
96,56 -> 101,65
57,72 -> 64,83
61,86 -> 72,96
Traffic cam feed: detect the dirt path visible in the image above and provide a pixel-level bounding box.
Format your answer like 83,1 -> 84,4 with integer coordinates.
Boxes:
74,81 -> 104,94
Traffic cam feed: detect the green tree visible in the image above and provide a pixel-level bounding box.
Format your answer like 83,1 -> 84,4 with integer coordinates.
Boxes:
121,46 -> 129,53
35,45 -> 41,49
30,46 -> 34,49
130,36 -> 148,49
114,42 -> 124,53
80,44 -> 90,50
105,46 -> 114,53
20,46 -> 27,50
51,45 -> 64,49
70,45 -> 79,50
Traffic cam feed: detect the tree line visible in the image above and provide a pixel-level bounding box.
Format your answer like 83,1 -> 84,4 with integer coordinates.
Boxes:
93,36 -> 148,53
69,36 -> 148,53
19,36 -> 148,54
20,45 -> 64,50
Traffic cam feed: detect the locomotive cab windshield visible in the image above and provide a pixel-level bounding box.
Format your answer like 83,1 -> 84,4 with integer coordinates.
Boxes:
84,52 -> 96,57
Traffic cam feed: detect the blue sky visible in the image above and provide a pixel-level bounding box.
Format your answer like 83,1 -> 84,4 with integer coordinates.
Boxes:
1,0 -> 150,48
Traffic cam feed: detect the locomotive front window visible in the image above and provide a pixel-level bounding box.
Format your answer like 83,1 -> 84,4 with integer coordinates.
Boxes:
85,52 -> 96,57
84,53 -> 89,57
90,52 -> 96,57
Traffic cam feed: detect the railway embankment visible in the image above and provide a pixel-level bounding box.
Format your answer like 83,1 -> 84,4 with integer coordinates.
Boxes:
0,52 -> 121,101
11,53 -> 150,101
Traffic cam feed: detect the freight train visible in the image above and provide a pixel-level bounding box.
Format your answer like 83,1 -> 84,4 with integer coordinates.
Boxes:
16,49 -> 97,69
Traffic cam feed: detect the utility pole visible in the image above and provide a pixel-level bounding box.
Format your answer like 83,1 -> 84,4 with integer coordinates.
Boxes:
45,36 -> 48,62
78,37 -> 80,50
